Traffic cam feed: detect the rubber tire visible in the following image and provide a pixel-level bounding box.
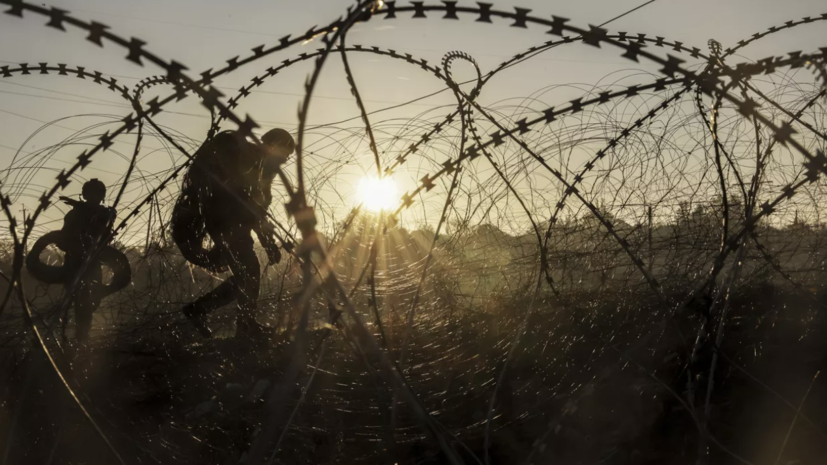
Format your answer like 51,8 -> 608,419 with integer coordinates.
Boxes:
26,230 -> 131,297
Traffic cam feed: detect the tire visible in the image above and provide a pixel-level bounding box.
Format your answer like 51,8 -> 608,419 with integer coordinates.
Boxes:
26,230 -> 70,284
26,230 -> 132,297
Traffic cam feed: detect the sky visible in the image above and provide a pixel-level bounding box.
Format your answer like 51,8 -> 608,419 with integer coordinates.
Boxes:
0,0 -> 825,240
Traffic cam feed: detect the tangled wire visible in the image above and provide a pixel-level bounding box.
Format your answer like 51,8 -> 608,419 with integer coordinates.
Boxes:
1,1 -> 827,464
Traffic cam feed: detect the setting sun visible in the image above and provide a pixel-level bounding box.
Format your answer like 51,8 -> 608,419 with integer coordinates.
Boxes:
357,176 -> 399,212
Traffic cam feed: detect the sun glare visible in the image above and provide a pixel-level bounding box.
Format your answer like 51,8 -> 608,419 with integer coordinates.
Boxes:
357,176 -> 399,212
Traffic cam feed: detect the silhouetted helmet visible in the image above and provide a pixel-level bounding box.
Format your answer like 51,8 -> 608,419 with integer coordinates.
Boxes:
261,128 -> 295,156
82,178 -> 106,202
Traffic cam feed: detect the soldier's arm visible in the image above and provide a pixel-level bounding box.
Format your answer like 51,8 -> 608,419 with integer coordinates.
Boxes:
253,217 -> 281,265
106,207 -> 118,236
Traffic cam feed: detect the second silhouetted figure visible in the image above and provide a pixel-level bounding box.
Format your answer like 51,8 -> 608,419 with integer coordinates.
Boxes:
26,179 -> 131,343
173,128 -> 294,339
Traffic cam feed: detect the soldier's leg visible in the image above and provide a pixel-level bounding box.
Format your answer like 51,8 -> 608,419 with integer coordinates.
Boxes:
182,241 -> 236,337
184,281 -> 235,338
74,289 -> 94,342
189,276 -> 239,314
73,265 -> 102,342
183,277 -> 239,338
224,230 -> 261,331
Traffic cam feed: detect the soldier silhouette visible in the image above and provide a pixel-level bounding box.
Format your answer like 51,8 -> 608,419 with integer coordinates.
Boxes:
26,179 -> 131,343
61,179 -> 117,342
173,128 -> 293,339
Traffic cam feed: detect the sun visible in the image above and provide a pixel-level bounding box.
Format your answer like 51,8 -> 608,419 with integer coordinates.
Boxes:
357,176 -> 399,212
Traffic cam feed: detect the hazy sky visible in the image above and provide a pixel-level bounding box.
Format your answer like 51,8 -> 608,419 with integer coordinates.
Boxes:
0,0 -> 825,238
